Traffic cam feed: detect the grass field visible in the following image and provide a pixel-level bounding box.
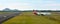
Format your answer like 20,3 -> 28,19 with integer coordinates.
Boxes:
0,12 -> 15,14
2,12 -> 60,24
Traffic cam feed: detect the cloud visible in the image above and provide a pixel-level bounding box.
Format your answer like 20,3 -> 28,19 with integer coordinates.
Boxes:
0,0 -> 59,10
41,3 -> 60,7
39,3 -> 60,10
4,3 -> 34,10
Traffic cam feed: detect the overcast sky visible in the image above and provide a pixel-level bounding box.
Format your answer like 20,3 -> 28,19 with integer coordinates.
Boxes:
0,0 -> 59,10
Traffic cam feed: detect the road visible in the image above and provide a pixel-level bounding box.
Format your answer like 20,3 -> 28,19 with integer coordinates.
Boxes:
0,12 -> 20,24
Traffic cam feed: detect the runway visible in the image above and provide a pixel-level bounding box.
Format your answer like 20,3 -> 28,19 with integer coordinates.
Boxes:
0,12 -> 20,24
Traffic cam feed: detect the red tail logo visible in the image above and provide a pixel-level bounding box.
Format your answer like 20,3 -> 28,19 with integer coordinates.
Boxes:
33,10 -> 37,15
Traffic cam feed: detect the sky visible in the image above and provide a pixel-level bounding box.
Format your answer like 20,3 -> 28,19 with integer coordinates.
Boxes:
0,0 -> 60,10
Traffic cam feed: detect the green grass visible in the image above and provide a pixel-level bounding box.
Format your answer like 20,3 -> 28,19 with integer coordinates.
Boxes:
0,12 -> 19,15
0,12 -> 14,14
2,12 -> 60,24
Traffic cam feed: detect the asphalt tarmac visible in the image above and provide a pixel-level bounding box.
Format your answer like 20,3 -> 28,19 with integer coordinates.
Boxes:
0,12 -> 20,24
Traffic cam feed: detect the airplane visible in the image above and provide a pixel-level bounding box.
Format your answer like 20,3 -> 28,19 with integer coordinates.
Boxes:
33,10 -> 51,16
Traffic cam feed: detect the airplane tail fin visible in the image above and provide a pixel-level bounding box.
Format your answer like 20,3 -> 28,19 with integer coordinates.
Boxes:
33,10 -> 37,15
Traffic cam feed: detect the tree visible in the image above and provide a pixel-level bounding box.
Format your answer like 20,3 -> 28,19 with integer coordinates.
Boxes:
3,8 -> 11,11
12,9 -> 20,12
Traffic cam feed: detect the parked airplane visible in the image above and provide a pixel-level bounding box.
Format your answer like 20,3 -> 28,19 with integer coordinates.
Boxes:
33,10 -> 51,16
